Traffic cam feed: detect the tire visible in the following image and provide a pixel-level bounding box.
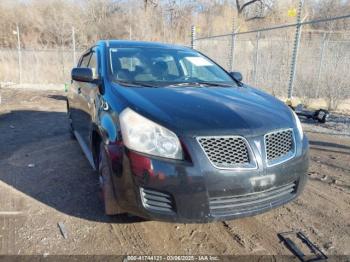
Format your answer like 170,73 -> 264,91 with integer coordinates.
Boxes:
98,142 -> 123,215
67,110 -> 76,140
315,109 -> 328,124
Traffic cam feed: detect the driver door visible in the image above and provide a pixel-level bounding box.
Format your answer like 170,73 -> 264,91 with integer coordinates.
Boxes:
71,52 -> 92,141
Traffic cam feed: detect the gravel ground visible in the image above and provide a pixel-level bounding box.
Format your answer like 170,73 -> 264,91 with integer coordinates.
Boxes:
0,89 -> 349,258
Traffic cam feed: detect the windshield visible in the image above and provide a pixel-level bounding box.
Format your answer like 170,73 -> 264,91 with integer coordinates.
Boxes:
108,47 -> 236,87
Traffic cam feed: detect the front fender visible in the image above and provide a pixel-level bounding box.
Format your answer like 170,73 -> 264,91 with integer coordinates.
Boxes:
94,111 -> 124,176
98,111 -> 120,144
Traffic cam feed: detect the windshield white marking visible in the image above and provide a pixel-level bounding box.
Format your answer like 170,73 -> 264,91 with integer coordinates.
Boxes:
185,56 -> 213,66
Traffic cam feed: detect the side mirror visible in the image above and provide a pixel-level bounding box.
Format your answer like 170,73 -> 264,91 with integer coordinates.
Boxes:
230,71 -> 243,82
71,67 -> 97,83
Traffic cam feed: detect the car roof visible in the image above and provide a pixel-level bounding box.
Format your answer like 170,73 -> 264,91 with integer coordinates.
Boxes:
97,40 -> 192,51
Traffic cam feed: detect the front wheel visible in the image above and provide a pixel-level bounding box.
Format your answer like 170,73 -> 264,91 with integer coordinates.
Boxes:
67,100 -> 76,140
67,108 -> 76,140
98,143 -> 123,215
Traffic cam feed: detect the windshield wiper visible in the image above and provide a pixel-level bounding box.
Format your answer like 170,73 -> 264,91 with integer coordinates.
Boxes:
197,81 -> 234,87
116,80 -> 234,88
166,82 -> 234,88
115,80 -> 157,88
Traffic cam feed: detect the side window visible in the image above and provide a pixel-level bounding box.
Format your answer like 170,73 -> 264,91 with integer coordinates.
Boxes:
80,53 -> 92,68
88,52 -> 97,69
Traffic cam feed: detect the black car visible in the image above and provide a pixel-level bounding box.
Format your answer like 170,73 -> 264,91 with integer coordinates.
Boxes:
67,40 -> 309,223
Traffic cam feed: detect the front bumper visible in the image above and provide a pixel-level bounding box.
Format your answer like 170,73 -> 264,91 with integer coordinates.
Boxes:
110,134 -> 309,223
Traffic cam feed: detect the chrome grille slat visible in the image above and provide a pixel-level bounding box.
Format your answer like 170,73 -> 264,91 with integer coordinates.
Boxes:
142,188 -> 170,198
142,194 -> 173,204
140,188 -> 175,213
197,136 -> 256,169
265,129 -> 295,166
144,200 -> 172,208
209,182 -> 297,216
210,183 -> 296,205
210,188 -> 294,209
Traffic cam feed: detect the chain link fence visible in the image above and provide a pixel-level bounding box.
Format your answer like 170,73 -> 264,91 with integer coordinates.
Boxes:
0,48 -> 79,85
1,14 -> 350,111
194,15 -> 350,110
0,26 -> 80,87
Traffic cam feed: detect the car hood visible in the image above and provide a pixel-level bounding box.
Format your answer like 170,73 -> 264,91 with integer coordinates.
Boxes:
113,85 -> 295,137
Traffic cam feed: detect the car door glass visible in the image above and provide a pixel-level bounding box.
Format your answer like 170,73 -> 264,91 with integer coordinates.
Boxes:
80,53 -> 92,68
88,51 -> 98,80
88,52 -> 97,69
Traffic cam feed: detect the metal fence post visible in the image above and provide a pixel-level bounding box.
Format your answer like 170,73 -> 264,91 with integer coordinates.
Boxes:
72,26 -> 76,66
315,32 -> 327,98
16,24 -> 22,84
229,33 -> 236,71
229,31 -> 243,72
61,45 -> 65,83
191,25 -> 196,49
287,0 -> 304,99
229,17 -> 236,71
253,31 -> 260,85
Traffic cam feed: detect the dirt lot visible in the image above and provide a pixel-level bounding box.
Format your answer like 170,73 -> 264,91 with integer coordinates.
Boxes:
0,88 -> 349,257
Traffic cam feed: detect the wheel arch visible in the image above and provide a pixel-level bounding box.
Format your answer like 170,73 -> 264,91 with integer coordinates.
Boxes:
91,125 -> 104,169
66,99 -> 70,113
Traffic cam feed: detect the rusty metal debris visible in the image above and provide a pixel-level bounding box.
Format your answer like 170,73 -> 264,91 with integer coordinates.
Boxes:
294,104 -> 330,123
278,231 -> 327,262
58,222 -> 68,239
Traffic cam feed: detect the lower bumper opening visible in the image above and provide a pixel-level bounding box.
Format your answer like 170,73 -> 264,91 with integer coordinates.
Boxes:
140,187 -> 176,213
209,181 -> 297,217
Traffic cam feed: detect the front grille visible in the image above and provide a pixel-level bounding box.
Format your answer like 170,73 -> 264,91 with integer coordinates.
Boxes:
265,129 -> 295,166
209,182 -> 297,216
197,136 -> 256,169
140,188 -> 175,213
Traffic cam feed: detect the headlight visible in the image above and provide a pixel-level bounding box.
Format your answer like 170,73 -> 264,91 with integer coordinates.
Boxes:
292,110 -> 303,140
119,108 -> 183,160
